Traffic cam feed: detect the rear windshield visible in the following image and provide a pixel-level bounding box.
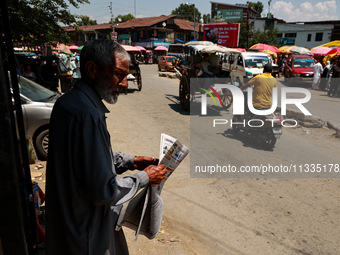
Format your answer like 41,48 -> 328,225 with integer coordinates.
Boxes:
293,58 -> 314,68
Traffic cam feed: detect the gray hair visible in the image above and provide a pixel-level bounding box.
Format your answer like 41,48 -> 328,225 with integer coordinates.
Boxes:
80,40 -> 130,78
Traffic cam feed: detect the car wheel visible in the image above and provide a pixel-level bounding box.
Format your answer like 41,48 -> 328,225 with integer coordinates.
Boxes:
35,129 -> 49,160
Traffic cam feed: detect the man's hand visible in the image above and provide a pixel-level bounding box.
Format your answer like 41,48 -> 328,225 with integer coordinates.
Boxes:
144,164 -> 167,185
134,156 -> 159,170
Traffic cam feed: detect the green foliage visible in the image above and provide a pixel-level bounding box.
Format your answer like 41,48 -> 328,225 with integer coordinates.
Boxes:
75,15 -> 97,26
247,1 -> 264,17
7,0 -> 89,45
171,3 -> 201,22
239,20 -> 281,48
110,13 -> 135,24
252,24 -> 281,47
202,14 -> 211,24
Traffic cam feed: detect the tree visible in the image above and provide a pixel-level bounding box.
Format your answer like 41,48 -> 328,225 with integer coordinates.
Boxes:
110,13 -> 135,24
76,15 -> 97,26
252,24 -> 281,47
202,14 -> 211,24
238,20 -> 255,48
247,1 -> 264,17
7,0 -> 89,45
171,3 -> 201,22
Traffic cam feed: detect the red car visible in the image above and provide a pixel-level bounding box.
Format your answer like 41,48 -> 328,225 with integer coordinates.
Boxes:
284,55 -> 314,84
158,56 -> 177,72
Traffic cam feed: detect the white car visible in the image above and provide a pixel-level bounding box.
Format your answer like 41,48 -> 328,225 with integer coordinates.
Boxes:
12,75 -> 59,160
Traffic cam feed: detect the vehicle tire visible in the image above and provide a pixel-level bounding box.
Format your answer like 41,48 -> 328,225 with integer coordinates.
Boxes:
35,129 -> 49,160
259,130 -> 276,149
137,74 -> 142,91
232,116 -> 241,134
221,89 -> 233,110
179,76 -> 190,111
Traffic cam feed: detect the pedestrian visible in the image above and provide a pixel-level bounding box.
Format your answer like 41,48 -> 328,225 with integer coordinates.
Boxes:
320,60 -> 331,91
328,57 -> 340,97
70,56 -> 81,86
45,40 -> 167,255
312,59 -> 323,90
23,63 -> 36,82
200,53 -> 214,78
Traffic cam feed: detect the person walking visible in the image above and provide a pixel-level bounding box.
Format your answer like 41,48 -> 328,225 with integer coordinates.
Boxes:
320,60 -> 331,91
328,57 -> 340,97
45,40 -> 167,255
312,60 -> 323,90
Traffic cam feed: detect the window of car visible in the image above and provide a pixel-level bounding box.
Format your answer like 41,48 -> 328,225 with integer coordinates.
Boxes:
16,75 -> 57,102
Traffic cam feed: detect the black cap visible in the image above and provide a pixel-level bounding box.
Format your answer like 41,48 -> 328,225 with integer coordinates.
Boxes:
264,63 -> 273,73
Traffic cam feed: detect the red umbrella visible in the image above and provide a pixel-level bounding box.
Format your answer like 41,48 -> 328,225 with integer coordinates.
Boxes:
154,46 -> 168,51
311,47 -> 331,56
325,46 -> 340,56
250,43 -> 281,54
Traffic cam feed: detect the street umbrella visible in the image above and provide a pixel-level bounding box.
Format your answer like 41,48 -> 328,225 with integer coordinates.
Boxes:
69,45 -> 79,50
279,45 -> 297,55
250,43 -> 281,54
77,45 -> 84,50
121,45 -> 141,52
154,46 -> 168,51
323,47 -> 340,65
54,43 -> 72,54
311,46 -> 331,56
290,47 -> 312,55
135,46 -> 146,51
311,40 -> 340,49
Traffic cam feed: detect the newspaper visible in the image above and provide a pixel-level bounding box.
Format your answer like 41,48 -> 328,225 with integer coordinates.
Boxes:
115,134 -> 189,241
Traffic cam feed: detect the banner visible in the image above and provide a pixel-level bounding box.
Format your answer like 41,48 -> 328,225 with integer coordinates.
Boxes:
203,23 -> 240,47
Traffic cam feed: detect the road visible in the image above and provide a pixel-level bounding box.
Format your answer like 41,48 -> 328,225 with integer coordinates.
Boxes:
104,64 -> 340,255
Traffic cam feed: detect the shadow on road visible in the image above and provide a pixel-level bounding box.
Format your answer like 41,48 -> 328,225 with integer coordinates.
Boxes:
221,129 -> 275,151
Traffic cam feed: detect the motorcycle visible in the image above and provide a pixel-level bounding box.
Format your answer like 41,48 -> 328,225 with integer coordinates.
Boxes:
231,94 -> 283,149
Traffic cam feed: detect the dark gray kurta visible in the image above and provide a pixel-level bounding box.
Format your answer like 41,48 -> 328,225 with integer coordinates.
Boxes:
45,81 -> 149,255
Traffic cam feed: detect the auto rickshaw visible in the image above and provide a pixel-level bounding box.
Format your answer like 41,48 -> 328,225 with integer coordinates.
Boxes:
174,41 -> 241,111
144,50 -> 153,64
121,45 -> 142,92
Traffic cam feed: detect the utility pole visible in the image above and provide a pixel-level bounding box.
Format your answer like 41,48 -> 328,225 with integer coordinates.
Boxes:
109,2 -> 117,41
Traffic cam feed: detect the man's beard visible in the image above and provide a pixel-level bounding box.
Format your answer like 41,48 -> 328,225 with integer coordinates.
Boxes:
95,82 -> 118,104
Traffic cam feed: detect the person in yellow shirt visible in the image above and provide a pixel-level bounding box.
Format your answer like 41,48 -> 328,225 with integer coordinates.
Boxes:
240,63 -> 276,110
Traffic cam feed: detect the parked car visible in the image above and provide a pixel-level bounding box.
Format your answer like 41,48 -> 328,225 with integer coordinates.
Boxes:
284,55 -> 314,84
158,56 -> 177,72
11,75 -> 59,160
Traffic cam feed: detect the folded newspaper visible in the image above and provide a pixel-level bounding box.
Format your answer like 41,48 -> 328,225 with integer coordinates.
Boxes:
115,133 -> 189,241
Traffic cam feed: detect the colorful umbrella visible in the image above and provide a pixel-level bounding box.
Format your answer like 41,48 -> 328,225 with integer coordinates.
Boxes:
135,46 -> 146,51
311,47 -> 331,56
121,45 -> 141,52
290,47 -> 312,55
250,43 -> 281,53
323,47 -> 340,65
68,45 -> 79,50
54,43 -> 72,54
262,49 -> 277,59
311,40 -> 340,50
278,45 -> 297,55
154,46 -> 168,51
77,45 -> 84,50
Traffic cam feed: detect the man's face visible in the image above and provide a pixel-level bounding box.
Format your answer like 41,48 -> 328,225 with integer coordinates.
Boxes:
95,54 -> 129,104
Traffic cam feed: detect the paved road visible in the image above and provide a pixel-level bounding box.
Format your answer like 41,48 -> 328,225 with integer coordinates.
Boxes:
105,64 -> 340,255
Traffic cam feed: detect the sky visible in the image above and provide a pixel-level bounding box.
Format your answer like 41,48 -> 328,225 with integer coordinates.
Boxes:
67,0 -> 339,24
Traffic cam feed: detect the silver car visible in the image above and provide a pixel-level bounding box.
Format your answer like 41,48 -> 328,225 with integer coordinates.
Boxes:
13,75 -> 59,160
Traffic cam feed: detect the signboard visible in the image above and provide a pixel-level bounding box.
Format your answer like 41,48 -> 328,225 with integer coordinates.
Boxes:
211,9 -> 243,21
111,32 -> 117,41
118,34 -> 130,40
203,23 -> 240,47
153,41 -> 171,47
